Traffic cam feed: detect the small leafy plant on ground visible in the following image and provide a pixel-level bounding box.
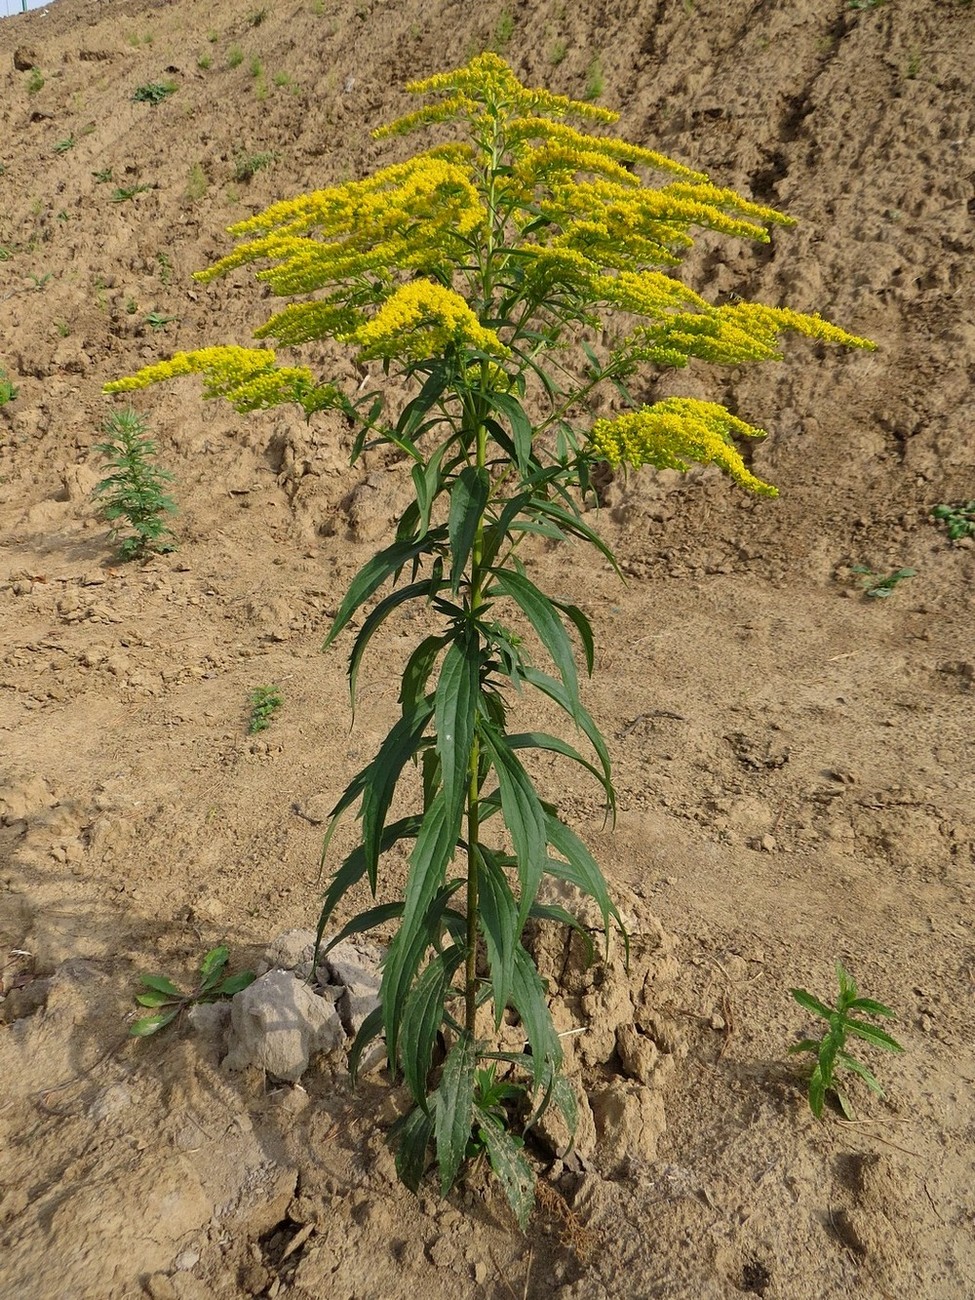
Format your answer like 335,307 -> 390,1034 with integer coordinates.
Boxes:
106,54 -> 873,1226
131,946 -> 255,1036
931,499 -> 975,540
0,369 -> 18,405
93,408 -> 176,560
234,150 -> 278,182
111,183 -> 153,203
247,685 -> 283,733
789,962 -> 903,1119
850,564 -> 916,598
132,80 -> 178,105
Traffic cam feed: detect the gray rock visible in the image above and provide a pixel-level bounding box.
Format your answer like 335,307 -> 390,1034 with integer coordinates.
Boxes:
223,969 -> 344,1082
324,938 -> 383,1035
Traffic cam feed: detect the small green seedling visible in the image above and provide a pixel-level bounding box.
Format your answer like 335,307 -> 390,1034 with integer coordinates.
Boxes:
93,167 -> 114,183
931,500 -> 975,541
0,369 -> 18,405
789,962 -> 904,1119
53,136 -> 76,154
850,564 -> 916,598
131,945 -> 255,1036
132,81 -> 178,105
27,67 -> 44,94
111,183 -> 153,203
94,408 -> 177,560
247,685 -> 283,733
144,310 -> 177,329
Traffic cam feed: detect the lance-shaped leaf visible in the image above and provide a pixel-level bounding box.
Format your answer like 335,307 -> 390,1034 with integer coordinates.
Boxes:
485,390 -> 533,474
543,809 -> 622,940
476,845 -> 519,1027
349,1004 -> 385,1084
393,1102 -> 437,1193
476,1112 -> 535,1231
510,944 -> 561,1083
520,667 -> 614,809
435,627 -> 481,846
842,1019 -> 904,1054
401,945 -> 464,1108
381,794 -> 461,1064
199,946 -> 230,990
435,1031 -> 477,1196
508,729 -> 614,813
399,634 -> 449,717
348,580 -> 442,709
323,532 -> 444,649
358,699 -> 435,891
478,722 -> 548,930
489,569 -> 580,721
447,465 -> 489,595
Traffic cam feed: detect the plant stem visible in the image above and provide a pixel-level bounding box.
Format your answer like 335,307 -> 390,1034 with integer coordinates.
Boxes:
463,379 -> 490,1038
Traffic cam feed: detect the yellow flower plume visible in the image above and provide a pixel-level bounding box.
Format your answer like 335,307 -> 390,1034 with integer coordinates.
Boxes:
340,281 -> 510,362
589,400 -> 778,497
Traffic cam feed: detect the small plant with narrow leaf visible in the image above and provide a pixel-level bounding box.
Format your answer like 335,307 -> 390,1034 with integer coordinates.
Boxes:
247,685 -> 283,733
931,499 -> 975,541
789,962 -> 904,1119
105,54 -> 873,1227
0,369 -> 18,405
850,564 -> 916,598
131,946 -> 255,1036
93,408 -> 176,560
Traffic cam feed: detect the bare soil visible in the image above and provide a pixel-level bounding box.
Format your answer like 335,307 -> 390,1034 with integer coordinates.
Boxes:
1,1 -> 973,1297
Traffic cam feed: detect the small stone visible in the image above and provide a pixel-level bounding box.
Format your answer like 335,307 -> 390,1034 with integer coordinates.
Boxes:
709,1011 -> 726,1031
223,969 -> 345,1081
174,1248 -> 200,1271
760,834 -> 776,852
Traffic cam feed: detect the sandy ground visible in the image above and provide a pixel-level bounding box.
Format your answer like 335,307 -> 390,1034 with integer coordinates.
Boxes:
1,0 -> 974,1296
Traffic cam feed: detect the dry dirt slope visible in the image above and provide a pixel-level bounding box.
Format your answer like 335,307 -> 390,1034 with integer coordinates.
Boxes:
1,0 -> 974,1297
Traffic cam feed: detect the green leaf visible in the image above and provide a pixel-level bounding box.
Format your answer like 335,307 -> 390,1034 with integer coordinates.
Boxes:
199,946 -> 230,990
787,1038 -> 821,1057
543,810 -> 621,941
435,1031 -> 477,1196
843,1020 -> 904,1053
323,533 -> 443,649
135,989 -> 180,1008
790,988 -> 835,1022
478,723 -> 548,929
130,1009 -> 179,1037
348,581 -> 441,710
486,390 -> 533,474
835,961 -> 857,1002
521,668 -> 614,810
349,1004 -> 385,1083
401,946 -> 463,1107
321,902 -> 406,956
212,971 -> 256,997
477,846 -> 519,1026
807,1063 -> 826,1118
381,793 -> 460,1065
834,1085 -> 856,1121
315,815 -> 422,962
846,997 -> 896,1019
399,634 -> 449,716
531,499 -> 622,575
510,945 -> 561,1082
490,569 -> 580,720
476,1112 -> 535,1230
359,698 -> 435,891
508,730 -> 614,812
138,974 -> 183,998
392,1102 -> 436,1193
836,1051 -> 886,1096
447,466 -> 490,595
435,628 -> 481,846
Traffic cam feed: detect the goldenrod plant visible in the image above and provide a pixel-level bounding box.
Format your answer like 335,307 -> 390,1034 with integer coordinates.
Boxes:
105,54 -> 873,1224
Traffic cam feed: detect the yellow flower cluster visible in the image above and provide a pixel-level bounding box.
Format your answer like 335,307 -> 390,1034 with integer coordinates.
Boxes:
194,152 -> 486,301
341,281 -> 510,362
102,346 -> 325,413
385,53 -> 619,136
589,399 -> 778,496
